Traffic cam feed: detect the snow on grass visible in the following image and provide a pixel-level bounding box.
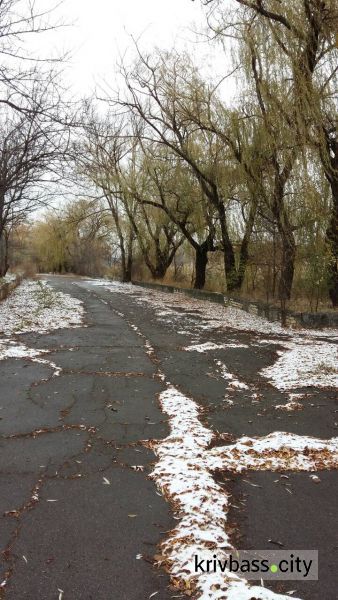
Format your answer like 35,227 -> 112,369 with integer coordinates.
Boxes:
0,279 -> 84,336
150,386 -> 338,599
0,279 -> 84,373
0,273 -> 18,284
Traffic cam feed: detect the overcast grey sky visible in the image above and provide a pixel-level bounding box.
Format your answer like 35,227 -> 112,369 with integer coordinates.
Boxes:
30,0 -> 227,98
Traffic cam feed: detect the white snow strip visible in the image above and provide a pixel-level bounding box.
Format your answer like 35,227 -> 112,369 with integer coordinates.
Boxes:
215,360 -> 250,390
185,342 -> 229,353
184,342 -> 249,353
208,431 -> 338,473
0,340 -> 62,376
150,387 -> 337,599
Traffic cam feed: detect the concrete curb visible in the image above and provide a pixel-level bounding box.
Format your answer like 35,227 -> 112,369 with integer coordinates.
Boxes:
132,280 -> 224,305
224,295 -> 338,329
131,280 -> 338,329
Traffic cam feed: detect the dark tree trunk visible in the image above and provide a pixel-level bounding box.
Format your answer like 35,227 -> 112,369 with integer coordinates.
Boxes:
278,227 -> 296,302
121,244 -> 133,283
271,158 -> 296,306
0,230 -> 9,277
326,179 -> 338,308
230,200 -> 258,291
123,235 -> 133,283
217,202 -> 237,291
124,259 -> 132,282
120,247 -> 127,281
0,258 -> 7,277
152,261 -> 168,279
194,243 -> 208,289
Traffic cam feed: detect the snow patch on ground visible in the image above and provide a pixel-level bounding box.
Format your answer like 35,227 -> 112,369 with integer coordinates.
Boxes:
0,279 -> 84,375
208,431 -> 338,473
185,342 -> 249,352
85,279 -> 338,391
149,385 -> 338,599
215,360 -> 250,390
261,340 -> 338,390
275,394 -> 305,411
0,273 -> 18,284
0,339 -> 63,376
150,386 -> 338,599
0,339 -> 47,360
275,401 -> 303,411
0,280 -> 84,336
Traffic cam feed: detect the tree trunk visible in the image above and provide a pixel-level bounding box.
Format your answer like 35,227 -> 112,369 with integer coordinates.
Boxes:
194,243 -> 208,289
217,201 -> 237,291
124,256 -> 132,282
326,178 -> 338,308
231,200 -> 258,291
0,226 -> 9,277
152,261 -> 168,279
123,233 -> 133,283
278,227 -> 296,302
120,244 -> 127,281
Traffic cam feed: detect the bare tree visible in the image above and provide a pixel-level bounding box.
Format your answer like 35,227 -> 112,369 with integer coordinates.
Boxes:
0,83 -> 69,276
0,0 -> 66,114
75,112 -> 136,282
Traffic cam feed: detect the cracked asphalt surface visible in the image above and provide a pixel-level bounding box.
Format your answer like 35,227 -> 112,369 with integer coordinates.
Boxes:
0,275 -> 337,599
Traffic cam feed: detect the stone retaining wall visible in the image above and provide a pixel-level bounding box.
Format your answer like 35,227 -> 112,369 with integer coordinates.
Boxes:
131,280 -> 338,329
132,281 -> 224,305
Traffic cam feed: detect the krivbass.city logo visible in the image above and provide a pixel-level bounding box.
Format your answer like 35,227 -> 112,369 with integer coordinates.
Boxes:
194,550 -> 318,581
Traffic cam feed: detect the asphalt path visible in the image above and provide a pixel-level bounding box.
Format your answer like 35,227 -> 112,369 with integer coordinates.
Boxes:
0,276 -> 337,599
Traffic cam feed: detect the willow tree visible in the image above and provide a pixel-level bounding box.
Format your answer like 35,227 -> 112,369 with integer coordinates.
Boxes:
130,141 -> 220,289
203,0 -> 338,304
31,199 -> 112,276
115,50 -> 259,292
117,157 -> 185,281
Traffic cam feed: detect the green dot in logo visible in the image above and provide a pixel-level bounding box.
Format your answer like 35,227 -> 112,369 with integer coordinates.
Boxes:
270,564 -> 278,573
